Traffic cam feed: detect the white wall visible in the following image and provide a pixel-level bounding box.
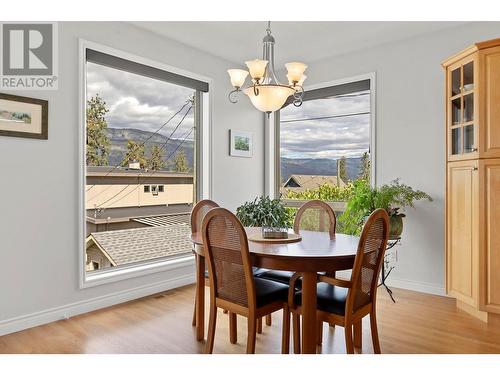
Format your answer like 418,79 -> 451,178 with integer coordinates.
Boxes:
0,22 -> 264,329
305,22 -> 500,294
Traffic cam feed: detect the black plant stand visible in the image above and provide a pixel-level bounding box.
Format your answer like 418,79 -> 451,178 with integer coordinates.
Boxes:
378,237 -> 401,303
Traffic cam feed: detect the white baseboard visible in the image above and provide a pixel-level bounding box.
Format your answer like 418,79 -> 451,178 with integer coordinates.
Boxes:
385,276 -> 446,296
0,273 -> 195,337
335,270 -> 446,297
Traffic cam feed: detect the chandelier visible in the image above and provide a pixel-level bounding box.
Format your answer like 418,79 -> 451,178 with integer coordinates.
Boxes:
227,21 -> 307,114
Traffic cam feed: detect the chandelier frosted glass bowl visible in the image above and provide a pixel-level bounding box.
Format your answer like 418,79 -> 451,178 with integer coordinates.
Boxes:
227,22 -> 307,114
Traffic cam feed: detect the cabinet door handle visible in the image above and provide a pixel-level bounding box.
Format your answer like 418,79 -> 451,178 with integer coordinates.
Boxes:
472,167 -> 478,171
471,147 -> 478,152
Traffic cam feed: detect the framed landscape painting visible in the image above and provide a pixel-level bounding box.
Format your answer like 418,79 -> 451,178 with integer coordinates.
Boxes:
230,130 -> 252,157
0,93 -> 48,140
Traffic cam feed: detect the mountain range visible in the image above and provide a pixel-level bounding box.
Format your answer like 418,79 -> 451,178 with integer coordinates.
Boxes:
106,127 -> 363,181
106,127 -> 194,169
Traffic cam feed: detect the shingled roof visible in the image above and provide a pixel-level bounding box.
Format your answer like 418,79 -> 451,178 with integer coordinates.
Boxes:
87,223 -> 192,266
283,174 -> 346,191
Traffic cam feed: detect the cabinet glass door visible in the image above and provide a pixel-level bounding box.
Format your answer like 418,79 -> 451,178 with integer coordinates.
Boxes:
449,60 -> 476,156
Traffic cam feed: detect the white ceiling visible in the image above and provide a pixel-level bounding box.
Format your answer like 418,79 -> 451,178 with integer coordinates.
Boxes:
132,21 -> 466,67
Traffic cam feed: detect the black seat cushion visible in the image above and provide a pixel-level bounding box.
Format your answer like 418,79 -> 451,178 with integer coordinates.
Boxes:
254,278 -> 289,307
257,270 -> 302,288
204,267 -> 267,279
294,282 -> 348,316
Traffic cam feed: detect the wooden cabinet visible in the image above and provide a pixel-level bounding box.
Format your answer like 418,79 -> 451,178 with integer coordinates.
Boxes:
443,38 -> 500,322
446,160 -> 479,307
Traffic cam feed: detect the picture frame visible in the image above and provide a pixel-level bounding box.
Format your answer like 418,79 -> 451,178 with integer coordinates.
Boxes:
229,130 -> 253,158
0,93 -> 48,140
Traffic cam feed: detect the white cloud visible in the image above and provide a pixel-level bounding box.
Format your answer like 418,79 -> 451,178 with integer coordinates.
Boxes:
280,92 -> 370,159
86,62 -> 195,140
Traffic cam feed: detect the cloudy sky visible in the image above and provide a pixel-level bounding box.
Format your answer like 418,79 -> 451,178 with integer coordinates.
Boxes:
87,61 -> 369,160
280,91 -> 370,159
86,62 -> 195,141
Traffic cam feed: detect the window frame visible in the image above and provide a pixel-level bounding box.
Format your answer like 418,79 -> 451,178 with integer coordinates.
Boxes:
267,73 -> 376,204
78,39 -> 213,289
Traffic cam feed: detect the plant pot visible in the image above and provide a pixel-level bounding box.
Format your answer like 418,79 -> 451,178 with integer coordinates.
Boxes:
389,214 -> 404,240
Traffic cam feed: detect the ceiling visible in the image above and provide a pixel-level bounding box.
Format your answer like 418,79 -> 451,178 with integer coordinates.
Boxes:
132,21 -> 466,67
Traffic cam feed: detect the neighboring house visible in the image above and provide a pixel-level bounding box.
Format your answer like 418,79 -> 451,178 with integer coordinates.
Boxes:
85,218 -> 192,271
86,166 -> 194,210
86,165 -> 194,235
281,174 -> 346,197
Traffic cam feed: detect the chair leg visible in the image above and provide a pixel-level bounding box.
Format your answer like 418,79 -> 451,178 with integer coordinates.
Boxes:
192,256 -> 199,327
192,300 -> 197,326
266,314 -> 272,326
370,311 -> 381,354
282,306 -> 290,354
292,313 -> 301,354
257,317 -> 263,334
205,304 -> 217,354
344,323 -> 354,354
246,317 -> 257,354
317,321 -> 323,345
229,312 -> 237,344
353,320 -> 362,349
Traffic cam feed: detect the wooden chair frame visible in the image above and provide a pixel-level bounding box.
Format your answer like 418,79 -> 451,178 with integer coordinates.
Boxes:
202,208 -> 290,354
293,199 -> 337,239
191,200 -> 220,327
286,209 -> 389,354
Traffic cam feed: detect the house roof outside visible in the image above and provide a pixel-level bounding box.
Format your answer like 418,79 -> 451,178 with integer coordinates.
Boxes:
87,166 -> 192,178
283,174 -> 346,192
87,222 -> 192,267
86,204 -> 192,223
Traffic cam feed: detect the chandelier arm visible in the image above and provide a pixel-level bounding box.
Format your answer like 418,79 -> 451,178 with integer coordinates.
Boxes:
228,88 -> 241,104
253,83 -> 260,96
293,84 -> 305,99
293,97 -> 303,107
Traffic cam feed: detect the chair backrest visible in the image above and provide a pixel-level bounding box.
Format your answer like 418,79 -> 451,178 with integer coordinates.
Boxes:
190,199 -> 219,234
202,208 -> 256,309
293,200 -> 336,239
347,208 -> 390,313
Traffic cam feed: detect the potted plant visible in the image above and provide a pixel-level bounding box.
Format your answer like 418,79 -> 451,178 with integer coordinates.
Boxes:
236,196 -> 294,239
339,179 -> 432,238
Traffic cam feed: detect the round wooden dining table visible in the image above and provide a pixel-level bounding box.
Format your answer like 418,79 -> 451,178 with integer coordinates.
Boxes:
191,227 -> 360,354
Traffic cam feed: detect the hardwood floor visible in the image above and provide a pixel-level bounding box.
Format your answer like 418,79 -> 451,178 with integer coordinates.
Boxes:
1,285 -> 500,354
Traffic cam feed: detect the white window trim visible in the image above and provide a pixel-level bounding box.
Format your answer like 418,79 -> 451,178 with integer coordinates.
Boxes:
265,72 -> 377,199
78,39 -> 213,289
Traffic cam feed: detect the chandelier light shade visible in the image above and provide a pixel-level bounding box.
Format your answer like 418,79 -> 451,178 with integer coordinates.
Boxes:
227,21 -> 307,114
245,59 -> 268,81
243,85 -> 296,113
285,62 -> 308,83
227,69 -> 249,88
288,74 -> 307,87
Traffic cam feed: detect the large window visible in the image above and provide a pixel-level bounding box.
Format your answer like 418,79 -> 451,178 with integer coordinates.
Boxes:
277,78 -> 373,212
83,47 -> 208,278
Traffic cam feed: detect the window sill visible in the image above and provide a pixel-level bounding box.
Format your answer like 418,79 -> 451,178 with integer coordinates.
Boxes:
81,254 -> 195,289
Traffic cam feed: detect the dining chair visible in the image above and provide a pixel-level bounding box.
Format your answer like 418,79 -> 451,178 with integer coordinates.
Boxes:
285,208 -> 390,354
258,200 -> 337,286
191,199 -> 220,327
191,200 -> 269,340
202,208 -> 290,354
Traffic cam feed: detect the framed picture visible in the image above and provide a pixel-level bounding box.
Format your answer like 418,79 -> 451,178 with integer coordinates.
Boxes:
0,93 -> 48,140
230,130 -> 253,157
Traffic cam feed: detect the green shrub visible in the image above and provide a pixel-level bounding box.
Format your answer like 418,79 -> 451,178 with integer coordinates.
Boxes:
236,196 -> 293,228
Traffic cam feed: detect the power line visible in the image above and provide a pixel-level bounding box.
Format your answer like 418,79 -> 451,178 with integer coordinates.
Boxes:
94,108 -> 193,209
281,111 -> 370,124
100,126 -> 195,209
86,101 -> 191,193
87,105 -> 193,203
